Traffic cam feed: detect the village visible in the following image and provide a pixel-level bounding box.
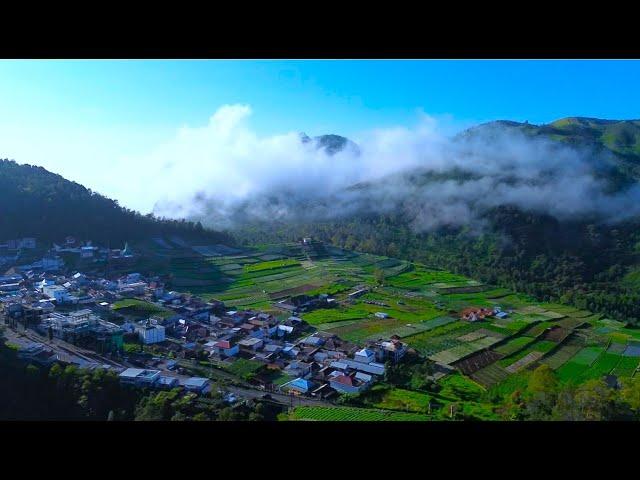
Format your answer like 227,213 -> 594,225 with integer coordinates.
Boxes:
0,235 -> 412,406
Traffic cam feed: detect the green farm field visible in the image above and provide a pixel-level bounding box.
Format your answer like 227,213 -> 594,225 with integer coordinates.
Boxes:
136,239 -> 623,420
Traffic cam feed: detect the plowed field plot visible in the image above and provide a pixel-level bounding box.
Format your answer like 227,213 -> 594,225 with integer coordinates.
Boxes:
542,327 -> 570,343
541,338 -> 585,370
457,331 -> 487,342
607,342 -> 627,354
572,347 -> 605,365
429,336 -> 501,364
267,284 -> 320,299
577,353 -> 621,380
624,345 -> 640,357
495,336 -> 536,356
612,356 -> 640,377
505,351 -> 544,373
471,363 -> 510,387
555,318 -> 589,330
454,350 -> 504,376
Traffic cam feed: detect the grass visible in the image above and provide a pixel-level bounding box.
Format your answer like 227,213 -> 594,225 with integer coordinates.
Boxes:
612,356 -> 640,377
487,370 -> 532,399
221,358 -> 264,379
367,387 -> 432,413
495,336 -> 536,356
438,374 -> 485,402
577,353 -> 621,381
244,259 -> 300,273
571,346 -> 604,366
386,265 -> 470,290
112,298 -> 174,319
557,361 -> 590,383
497,340 -> 557,368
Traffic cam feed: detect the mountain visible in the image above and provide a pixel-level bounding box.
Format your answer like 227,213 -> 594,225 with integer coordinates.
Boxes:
461,117 -> 640,180
0,159 -> 233,245
300,133 -> 360,156
232,117 -> 640,325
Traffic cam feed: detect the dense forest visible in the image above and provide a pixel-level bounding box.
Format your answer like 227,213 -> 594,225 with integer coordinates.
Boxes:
0,159 -> 234,245
235,208 -> 640,324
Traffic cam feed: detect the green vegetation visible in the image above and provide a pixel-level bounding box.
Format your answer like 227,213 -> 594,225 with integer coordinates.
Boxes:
290,406 -> 429,421
367,387 -> 432,413
221,359 -> 264,380
112,298 -> 173,319
0,159 -> 232,244
243,259 -> 300,273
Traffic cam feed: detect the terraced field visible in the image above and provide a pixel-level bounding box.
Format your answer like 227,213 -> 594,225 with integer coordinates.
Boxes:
290,406 -> 429,421
136,238 -> 627,420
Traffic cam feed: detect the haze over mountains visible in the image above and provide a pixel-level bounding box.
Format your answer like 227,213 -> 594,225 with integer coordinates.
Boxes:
166,115 -> 640,233
3,114 -> 640,322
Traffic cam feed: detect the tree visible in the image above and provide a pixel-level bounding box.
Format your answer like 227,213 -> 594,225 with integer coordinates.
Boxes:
619,377 -> 640,415
561,379 -> 616,421
527,365 -> 558,396
373,267 -> 385,285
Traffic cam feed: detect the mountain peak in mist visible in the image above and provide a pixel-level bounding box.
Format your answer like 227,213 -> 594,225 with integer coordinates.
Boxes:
299,132 -> 360,156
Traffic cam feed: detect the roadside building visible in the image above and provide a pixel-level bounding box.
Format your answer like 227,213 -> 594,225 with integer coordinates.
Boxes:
136,321 -> 166,344
183,377 -> 210,394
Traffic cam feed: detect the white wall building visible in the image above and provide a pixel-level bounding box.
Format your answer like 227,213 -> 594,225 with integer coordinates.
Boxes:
136,322 -> 166,344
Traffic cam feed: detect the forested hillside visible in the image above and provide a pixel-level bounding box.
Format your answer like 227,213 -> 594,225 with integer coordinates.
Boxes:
0,159 -> 234,245
232,118 -> 640,325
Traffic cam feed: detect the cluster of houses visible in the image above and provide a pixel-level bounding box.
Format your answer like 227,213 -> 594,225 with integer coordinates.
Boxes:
275,334 -> 408,397
112,302 -> 409,400
1,238 -> 415,402
461,306 -> 509,322
52,237 -> 135,261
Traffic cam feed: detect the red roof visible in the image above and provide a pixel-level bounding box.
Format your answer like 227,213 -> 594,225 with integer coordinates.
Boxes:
331,374 -> 353,386
215,340 -> 231,349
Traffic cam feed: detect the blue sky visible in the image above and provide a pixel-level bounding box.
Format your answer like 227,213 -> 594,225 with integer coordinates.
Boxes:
2,60 -> 640,136
0,60 -> 639,212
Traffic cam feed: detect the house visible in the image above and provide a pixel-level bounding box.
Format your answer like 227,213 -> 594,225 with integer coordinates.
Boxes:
340,358 -> 386,376
302,335 -> 324,347
277,325 -> 294,338
282,345 -> 299,357
374,312 -> 389,319
118,368 -> 161,386
211,339 -> 239,358
263,343 -> 283,355
354,348 -> 376,364
329,372 -> 372,394
284,360 -> 312,377
283,377 -> 314,394
348,288 -> 369,299
17,342 -> 58,366
183,377 -> 210,394
461,307 -> 493,322
156,376 -> 180,389
43,285 -> 75,303
136,321 -> 166,344
330,361 -> 349,372
238,337 -> 264,352
374,337 -> 408,363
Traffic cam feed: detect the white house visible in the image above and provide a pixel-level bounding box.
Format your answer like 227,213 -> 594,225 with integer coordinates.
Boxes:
354,348 -> 376,364
43,285 -> 75,303
136,322 -> 166,344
